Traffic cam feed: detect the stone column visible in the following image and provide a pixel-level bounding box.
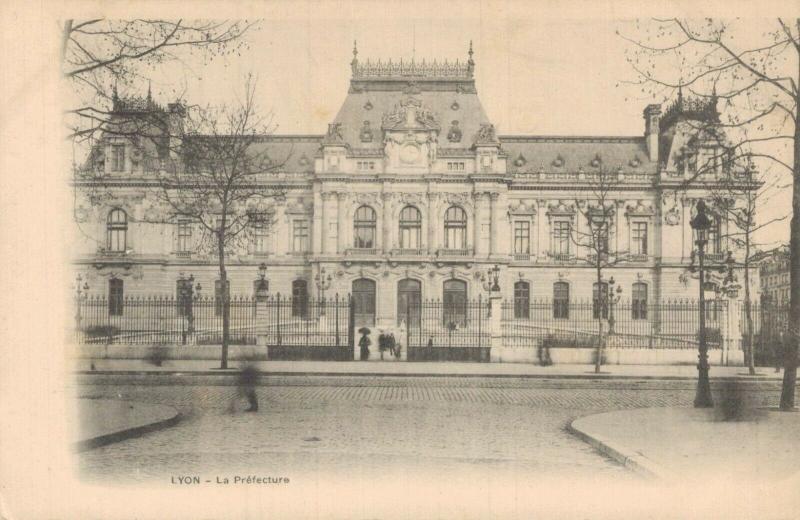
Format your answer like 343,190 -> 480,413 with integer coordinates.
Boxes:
382,192 -> 392,254
320,192 -> 332,255
337,193 -> 347,254
489,192 -> 500,256
489,291 -> 503,362
473,192 -> 487,257
537,200 -> 547,259
312,190 -> 323,255
427,192 -> 436,254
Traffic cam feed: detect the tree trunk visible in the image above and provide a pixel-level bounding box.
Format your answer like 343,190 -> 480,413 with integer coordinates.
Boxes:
595,262 -> 604,374
779,94 -> 800,410
744,236 -> 756,376
218,233 -> 230,370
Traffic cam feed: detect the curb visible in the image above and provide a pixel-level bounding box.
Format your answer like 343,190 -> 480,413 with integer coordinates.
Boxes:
74,369 -> 787,382
567,416 -> 673,480
74,408 -> 182,452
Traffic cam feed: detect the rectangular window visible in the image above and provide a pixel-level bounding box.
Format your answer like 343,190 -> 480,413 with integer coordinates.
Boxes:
292,219 -> 309,252
631,222 -> 648,255
552,221 -> 571,256
553,282 -> 569,319
447,162 -> 465,172
514,221 -> 530,254
253,226 -> 268,254
112,144 -> 125,172
176,221 -> 192,253
108,279 -> 124,316
632,283 -> 648,320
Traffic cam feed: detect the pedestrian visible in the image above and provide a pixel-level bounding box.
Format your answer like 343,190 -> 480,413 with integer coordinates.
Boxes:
378,330 -> 386,360
238,364 -> 259,412
358,328 -> 371,361
388,332 -> 396,357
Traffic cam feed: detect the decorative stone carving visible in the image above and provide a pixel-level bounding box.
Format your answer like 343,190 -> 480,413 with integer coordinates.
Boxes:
363,100 -> 373,111
447,121 -> 462,143
403,81 -> 421,95
547,201 -> 576,217
360,121 -> 373,143
552,155 -> 565,168
451,101 -> 460,111
322,123 -> 345,145
590,154 -> 602,168
475,123 -> 498,145
508,200 -> 537,215
513,153 -> 527,168
297,153 -> 310,167
629,156 -> 642,168
625,200 -> 655,217
664,206 -> 681,225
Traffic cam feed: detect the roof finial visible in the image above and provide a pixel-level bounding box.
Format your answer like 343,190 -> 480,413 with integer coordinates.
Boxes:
147,80 -> 152,102
467,40 -> 475,77
112,81 -> 119,101
677,84 -> 683,104
351,40 -> 359,77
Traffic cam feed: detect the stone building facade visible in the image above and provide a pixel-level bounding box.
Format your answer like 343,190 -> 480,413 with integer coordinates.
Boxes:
73,44 -> 757,333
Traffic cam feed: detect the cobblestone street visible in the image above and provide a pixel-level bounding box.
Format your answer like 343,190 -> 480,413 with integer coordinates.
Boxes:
75,375 -> 784,486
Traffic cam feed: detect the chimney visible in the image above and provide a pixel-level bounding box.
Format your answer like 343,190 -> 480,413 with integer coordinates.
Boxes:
643,104 -> 661,163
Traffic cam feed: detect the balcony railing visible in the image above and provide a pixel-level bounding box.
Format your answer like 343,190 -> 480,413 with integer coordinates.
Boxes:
513,253 -> 532,261
174,251 -> 192,258
346,248 -> 380,256
628,253 -> 649,263
437,248 -> 473,257
548,252 -> 574,263
391,248 -> 427,256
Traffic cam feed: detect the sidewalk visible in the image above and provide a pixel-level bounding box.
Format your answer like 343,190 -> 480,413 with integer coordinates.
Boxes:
73,358 -> 792,380
73,398 -> 181,451
569,406 -> 800,482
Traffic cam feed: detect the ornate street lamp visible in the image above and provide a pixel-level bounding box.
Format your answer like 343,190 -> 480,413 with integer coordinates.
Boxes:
607,276 -> 623,335
480,264 -> 502,317
178,273 -> 198,344
256,262 -> 269,302
689,200 -> 714,408
315,266 -> 332,314
490,264 -> 501,292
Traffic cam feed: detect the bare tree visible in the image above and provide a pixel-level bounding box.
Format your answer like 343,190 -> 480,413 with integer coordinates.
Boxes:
621,18 -> 799,409
571,168 -> 627,374
148,78 -> 285,369
710,163 -> 788,375
62,19 -> 256,144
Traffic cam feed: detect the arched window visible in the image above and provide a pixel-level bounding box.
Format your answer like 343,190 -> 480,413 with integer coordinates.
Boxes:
443,279 -> 467,327
399,206 -> 422,249
107,209 -> 128,252
553,282 -> 569,319
397,279 -> 422,326
108,278 -> 124,316
292,279 -> 308,317
632,282 -> 648,320
444,206 -> 467,249
354,205 -> 377,249
593,282 -> 609,319
514,281 -> 530,319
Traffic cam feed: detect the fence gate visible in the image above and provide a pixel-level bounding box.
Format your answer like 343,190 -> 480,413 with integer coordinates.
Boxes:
261,294 -> 354,361
406,297 -> 491,362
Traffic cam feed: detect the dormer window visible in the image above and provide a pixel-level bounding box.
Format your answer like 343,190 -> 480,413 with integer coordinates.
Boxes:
111,144 -> 126,172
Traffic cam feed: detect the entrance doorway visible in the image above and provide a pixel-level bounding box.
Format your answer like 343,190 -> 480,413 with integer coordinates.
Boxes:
352,278 -> 376,327
397,279 -> 421,326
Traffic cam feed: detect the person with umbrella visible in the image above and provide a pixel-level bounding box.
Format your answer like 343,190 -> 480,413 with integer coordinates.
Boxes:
358,327 -> 371,361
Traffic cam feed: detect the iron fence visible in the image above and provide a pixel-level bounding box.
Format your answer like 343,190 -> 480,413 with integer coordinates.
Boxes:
406,298 -> 491,361
76,293 -> 352,351
741,301 -> 790,365
501,298 -> 725,350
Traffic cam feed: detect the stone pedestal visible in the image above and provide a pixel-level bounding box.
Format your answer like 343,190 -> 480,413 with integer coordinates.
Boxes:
489,292 -> 503,362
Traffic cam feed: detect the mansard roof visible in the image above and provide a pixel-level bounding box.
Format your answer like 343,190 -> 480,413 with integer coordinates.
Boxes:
499,136 -> 655,174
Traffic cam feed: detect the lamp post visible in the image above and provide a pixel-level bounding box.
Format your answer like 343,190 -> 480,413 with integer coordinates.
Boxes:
75,274 -> 89,332
689,200 -> 714,408
256,262 -> 269,301
178,273 -> 198,344
607,276 -> 623,335
315,266 -> 332,315
479,264 -> 501,316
